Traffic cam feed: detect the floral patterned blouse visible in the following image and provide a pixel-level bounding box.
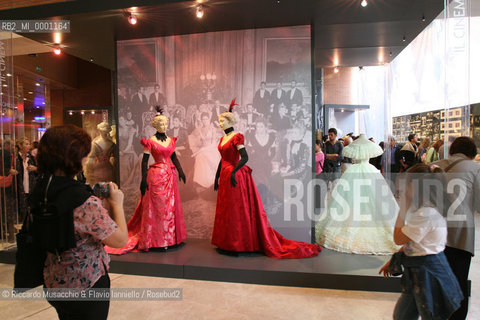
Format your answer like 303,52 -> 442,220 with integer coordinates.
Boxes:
43,196 -> 118,289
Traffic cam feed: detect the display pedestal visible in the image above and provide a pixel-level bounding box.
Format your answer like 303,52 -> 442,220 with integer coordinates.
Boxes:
109,238 -> 400,292
0,238 -> 400,292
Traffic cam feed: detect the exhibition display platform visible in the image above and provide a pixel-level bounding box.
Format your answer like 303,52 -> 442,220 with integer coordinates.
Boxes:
0,238 -> 400,292
3,238 -> 400,292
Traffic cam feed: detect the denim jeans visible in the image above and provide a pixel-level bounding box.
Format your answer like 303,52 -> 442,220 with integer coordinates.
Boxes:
392,252 -> 463,320
394,291 -> 433,320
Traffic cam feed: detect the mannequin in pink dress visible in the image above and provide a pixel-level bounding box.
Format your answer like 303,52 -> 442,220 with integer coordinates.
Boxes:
106,110 -> 187,254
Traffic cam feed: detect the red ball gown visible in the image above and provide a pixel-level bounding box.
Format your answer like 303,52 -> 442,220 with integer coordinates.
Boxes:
211,133 -> 321,259
106,137 -> 187,254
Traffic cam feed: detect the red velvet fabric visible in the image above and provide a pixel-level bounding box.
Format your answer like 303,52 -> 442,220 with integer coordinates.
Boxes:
106,137 -> 186,255
211,133 -> 321,259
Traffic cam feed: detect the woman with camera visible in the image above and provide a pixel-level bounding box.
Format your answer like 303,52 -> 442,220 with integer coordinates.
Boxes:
32,125 -> 127,320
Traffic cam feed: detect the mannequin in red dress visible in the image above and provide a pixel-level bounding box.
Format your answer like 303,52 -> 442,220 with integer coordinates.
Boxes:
211,100 -> 321,259
106,111 -> 187,254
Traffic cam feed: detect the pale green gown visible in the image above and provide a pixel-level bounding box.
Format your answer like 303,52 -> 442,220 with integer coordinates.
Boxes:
315,134 -> 399,255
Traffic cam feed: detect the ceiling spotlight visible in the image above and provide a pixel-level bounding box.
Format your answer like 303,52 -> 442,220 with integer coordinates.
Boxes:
334,67 -> 339,73
361,0 -> 367,7
91,111 -> 95,114
69,111 -> 73,115
402,35 -> 406,42
35,83 -> 40,86
389,51 -> 392,56
422,15 -> 426,22
89,57 -> 94,62
80,111 -> 85,115
53,44 -> 61,55
196,5 -> 204,19
128,14 -> 137,25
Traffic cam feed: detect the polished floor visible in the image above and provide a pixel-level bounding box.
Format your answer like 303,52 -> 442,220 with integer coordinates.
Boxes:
1,215 -> 479,319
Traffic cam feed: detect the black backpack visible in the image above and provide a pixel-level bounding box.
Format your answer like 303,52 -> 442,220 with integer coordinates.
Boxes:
14,176 -> 91,291
14,176 -> 55,292
14,213 -> 47,291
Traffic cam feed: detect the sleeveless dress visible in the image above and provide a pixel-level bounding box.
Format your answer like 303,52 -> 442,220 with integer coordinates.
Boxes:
106,137 -> 187,254
211,133 -> 321,259
315,134 -> 399,255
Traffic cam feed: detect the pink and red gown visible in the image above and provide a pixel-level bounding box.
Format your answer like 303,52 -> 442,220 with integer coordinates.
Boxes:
106,137 -> 187,255
211,133 -> 321,259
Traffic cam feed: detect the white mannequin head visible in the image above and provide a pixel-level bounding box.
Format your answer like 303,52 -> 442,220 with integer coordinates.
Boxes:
152,115 -> 169,133
218,112 -> 237,131
97,122 -> 112,140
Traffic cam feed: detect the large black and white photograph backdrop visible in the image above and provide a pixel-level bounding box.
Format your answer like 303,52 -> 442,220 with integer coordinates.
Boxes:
117,25 -> 313,241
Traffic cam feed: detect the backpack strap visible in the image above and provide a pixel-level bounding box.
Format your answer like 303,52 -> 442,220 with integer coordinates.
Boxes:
43,175 -> 53,204
444,158 -> 467,173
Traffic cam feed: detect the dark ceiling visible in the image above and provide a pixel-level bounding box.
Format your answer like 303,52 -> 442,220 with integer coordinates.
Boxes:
0,0 -> 448,70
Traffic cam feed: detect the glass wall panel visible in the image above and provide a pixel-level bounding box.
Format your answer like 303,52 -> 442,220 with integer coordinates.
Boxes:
0,32 -> 18,249
313,0 -> 473,255
0,34 -> 52,249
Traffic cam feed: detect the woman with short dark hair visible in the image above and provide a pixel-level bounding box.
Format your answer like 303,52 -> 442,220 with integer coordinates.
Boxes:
449,136 -> 477,158
435,135 -> 480,318
32,125 -> 127,320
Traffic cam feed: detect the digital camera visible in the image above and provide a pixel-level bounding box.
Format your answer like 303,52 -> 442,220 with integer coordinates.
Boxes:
92,182 -> 110,198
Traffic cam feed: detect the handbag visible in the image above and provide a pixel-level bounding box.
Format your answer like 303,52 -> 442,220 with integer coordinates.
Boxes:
0,161 -> 13,188
0,174 -> 12,188
14,212 -> 46,292
14,176 -> 54,292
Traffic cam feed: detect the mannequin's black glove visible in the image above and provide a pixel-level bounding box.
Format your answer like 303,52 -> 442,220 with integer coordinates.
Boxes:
140,152 -> 149,196
140,179 -> 148,196
171,152 -> 186,184
230,148 -> 248,188
178,171 -> 186,184
214,161 -> 221,191
230,172 -> 237,187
